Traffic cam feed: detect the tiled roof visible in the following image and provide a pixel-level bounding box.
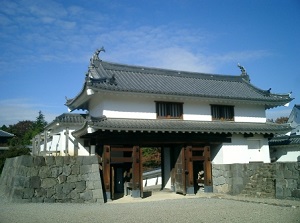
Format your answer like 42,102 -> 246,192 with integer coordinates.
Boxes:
72,117 -> 291,137
0,130 -> 14,137
66,57 -> 292,110
269,134 -> 300,146
46,113 -> 87,129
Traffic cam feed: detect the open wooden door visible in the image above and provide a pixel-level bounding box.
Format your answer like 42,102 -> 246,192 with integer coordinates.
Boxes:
174,146 -> 186,194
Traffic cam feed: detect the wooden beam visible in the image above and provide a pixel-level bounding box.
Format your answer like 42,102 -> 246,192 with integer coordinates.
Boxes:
111,157 -> 133,163
111,147 -> 133,152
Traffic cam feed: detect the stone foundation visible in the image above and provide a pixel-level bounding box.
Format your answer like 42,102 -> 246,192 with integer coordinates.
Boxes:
213,162 -> 300,200
0,155 -> 104,203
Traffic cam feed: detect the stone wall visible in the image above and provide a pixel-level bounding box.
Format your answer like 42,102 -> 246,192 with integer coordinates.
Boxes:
213,162 -> 300,200
0,155 -> 104,203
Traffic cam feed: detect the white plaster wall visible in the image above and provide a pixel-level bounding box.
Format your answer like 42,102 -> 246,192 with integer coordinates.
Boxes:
162,147 -> 172,190
212,134 -> 270,164
234,104 -> 266,123
88,93 -> 267,123
39,126 -> 89,156
273,146 -> 300,162
183,101 -> 211,121
90,94 -> 156,119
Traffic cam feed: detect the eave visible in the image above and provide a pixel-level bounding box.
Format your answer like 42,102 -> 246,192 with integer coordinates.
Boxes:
72,116 -> 291,138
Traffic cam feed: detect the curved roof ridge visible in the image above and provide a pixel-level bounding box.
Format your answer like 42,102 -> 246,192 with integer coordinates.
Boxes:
100,60 -> 243,82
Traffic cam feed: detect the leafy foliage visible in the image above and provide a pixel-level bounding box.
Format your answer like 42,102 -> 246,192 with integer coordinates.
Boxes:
267,116 -> 289,124
0,111 -> 48,149
142,147 -> 161,171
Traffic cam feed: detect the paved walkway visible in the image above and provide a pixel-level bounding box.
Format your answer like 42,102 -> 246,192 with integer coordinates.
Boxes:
113,189 -> 300,208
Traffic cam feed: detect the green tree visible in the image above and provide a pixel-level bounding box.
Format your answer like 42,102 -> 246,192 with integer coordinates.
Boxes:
275,116 -> 289,124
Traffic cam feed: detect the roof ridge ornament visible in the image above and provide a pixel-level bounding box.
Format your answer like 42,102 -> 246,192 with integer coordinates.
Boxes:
237,63 -> 250,82
90,47 -> 105,67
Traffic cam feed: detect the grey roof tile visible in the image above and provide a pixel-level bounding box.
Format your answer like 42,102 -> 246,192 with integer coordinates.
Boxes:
269,134 -> 300,146
0,130 -> 14,137
66,59 -> 292,110
86,117 -> 290,135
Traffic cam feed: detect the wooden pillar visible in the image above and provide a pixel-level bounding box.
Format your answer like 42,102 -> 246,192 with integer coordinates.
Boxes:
185,146 -> 194,194
204,146 -> 213,192
103,145 -> 111,200
132,146 -> 142,198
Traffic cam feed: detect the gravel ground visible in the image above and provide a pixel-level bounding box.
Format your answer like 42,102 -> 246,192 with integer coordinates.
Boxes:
1,192 -> 299,223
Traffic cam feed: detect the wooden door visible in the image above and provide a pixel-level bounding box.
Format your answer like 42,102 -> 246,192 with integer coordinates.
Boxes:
174,147 -> 186,194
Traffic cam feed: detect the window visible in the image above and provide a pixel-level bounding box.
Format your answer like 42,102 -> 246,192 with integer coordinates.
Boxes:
211,105 -> 234,121
156,102 -> 183,119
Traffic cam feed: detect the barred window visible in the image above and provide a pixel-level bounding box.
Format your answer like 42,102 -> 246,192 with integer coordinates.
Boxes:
211,105 -> 234,121
156,102 -> 183,119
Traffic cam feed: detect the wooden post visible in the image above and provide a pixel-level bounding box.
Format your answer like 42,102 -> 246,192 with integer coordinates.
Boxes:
132,146 -> 142,198
65,128 -> 69,155
185,146 -> 194,194
103,145 -> 111,200
44,130 -> 47,153
37,134 -> 41,155
204,146 -> 213,192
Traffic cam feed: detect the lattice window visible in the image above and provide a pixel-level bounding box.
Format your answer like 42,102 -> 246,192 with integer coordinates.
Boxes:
211,105 -> 234,121
156,102 -> 183,119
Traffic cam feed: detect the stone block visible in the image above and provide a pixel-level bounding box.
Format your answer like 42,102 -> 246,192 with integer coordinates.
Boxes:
80,191 -> 93,201
29,176 -> 41,188
63,165 -> 72,176
46,188 -> 55,198
20,155 -> 34,167
13,176 -> 29,188
41,178 -> 57,188
39,166 -> 52,178
45,156 -> 55,166
10,188 -> 23,199
63,182 -> 75,194
291,189 -> 300,198
63,156 -> 71,165
82,156 -> 97,165
34,156 -> 46,166
80,165 -> 92,175
71,165 -> 80,175
55,156 -> 64,166
28,167 -> 39,177
89,172 -> 101,181
92,189 -> 103,199
86,181 -> 95,190
67,175 -> 78,183
51,167 -> 63,177
35,188 -> 46,197
69,190 -> 80,200
75,181 -> 86,193
58,175 -> 67,184
94,181 -> 102,189
91,164 -> 99,173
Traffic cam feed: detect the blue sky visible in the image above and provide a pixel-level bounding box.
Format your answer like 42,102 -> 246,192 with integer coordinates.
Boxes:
0,0 -> 299,126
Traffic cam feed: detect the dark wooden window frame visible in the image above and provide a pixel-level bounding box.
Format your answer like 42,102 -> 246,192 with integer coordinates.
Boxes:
156,101 -> 183,119
211,104 -> 234,121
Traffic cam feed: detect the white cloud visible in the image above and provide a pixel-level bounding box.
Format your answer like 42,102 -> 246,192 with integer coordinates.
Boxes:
0,98 -> 61,126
